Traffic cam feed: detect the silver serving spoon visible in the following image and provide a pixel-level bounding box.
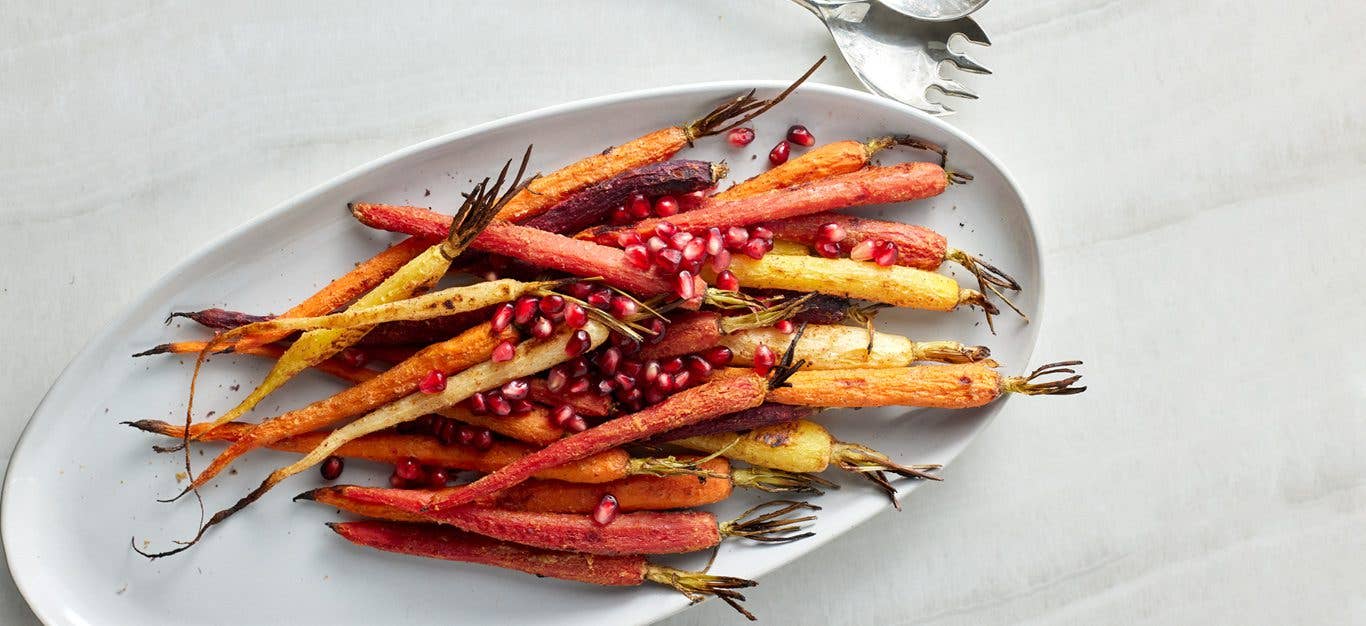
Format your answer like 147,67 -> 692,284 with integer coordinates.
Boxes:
793,0 -> 991,115
878,0 -> 989,21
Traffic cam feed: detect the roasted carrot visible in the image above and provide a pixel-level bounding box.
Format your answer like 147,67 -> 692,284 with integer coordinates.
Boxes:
755,360 -> 1086,408
419,371 -> 781,511
635,298 -> 811,361
652,403 -> 814,443
188,157 -> 526,439
521,160 -> 728,234
598,161 -> 958,239
133,341 -> 382,383
328,522 -> 762,619
713,136 -> 945,200
722,325 -> 990,368
673,419 -> 940,507
169,306 -> 495,347
321,500 -> 816,556
350,203 -> 701,298
494,58 -> 823,224
527,378 -> 613,417
135,324 -> 609,558
130,420 -> 711,484
303,458 -> 827,516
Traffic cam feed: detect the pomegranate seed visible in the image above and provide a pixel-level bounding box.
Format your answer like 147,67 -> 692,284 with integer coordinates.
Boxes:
656,373 -> 676,393
753,344 -> 777,376
501,379 -> 529,400
651,248 -> 680,273
711,270 -> 739,291
645,236 -> 669,256
742,237 -> 770,259
786,124 -> 815,147
643,318 -> 667,345
592,494 -> 620,526
674,270 -> 697,300
673,370 -> 692,389
613,333 -> 641,354
643,360 -> 661,383
687,355 -> 713,378
566,282 -> 595,299
539,294 -> 566,316
587,288 -> 613,310
567,357 -> 591,378
552,405 -> 577,427
679,190 -> 708,210
416,415 -> 437,434
776,319 -> 796,334
320,456 -> 344,480
681,258 -> 704,276
620,360 -> 644,378
509,399 -> 534,414
562,415 -> 588,433
644,387 -> 666,404
471,428 -> 494,451
616,386 -> 642,403
615,231 -> 644,248
682,239 -> 706,263
624,244 -> 650,269
389,474 -> 410,489
710,249 -> 732,272
546,367 -> 568,392
595,347 -> 622,375
492,339 -> 517,362
626,192 -> 651,219
514,296 -> 541,325
817,222 -> 847,243
875,241 -> 899,267
438,420 -> 459,445
338,348 -> 368,368
562,302 -> 588,328
426,468 -> 449,489
606,296 -> 635,319
596,379 -> 615,395
654,195 -> 680,217
566,329 -> 592,356
769,140 -> 790,165
669,232 -> 694,250
662,357 -> 685,374
419,370 -> 446,394
396,458 -> 424,481
701,227 -> 723,256
567,377 -> 591,394
610,208 -> 630,225
530,316 -> 554,339
613,372 -> 636,391
724,226 -> 749,249
815,241 -> 842,258
468,391 -> 488,414
751,226 -> 774,240
850,239 -> 878,261
490,303 -> 515,333
654,221 -> 678,239
726,127 -> 755,147
487,394 -> 512,416
457,425 -> 476,447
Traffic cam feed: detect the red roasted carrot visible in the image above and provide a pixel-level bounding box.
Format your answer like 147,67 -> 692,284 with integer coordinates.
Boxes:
635,298 -> 809,361
713,136 -> 945,200
418,373 -> 775,511
598,161 -> 957,239
327,522 -> 761,618
527,379 -> 613,417
652,403 -> 814,443
350,203 -> 700,298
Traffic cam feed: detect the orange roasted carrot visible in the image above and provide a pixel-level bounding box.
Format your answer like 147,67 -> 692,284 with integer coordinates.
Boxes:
494,59 -> 823,223
133,341 -> 381,383
714,136 -> 945,200
738,360 -> 1086,408
129,420 -> 627,484
181,323 -> 513,491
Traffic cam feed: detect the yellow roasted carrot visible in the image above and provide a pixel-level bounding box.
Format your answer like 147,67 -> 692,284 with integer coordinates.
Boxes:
721,325 -> 990,368
722,254 -> 995,316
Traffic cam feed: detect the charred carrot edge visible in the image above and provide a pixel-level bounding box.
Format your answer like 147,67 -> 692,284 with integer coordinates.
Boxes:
521,160 -> 727,234
129,419 -> 627,484
350,203 -> 699,298
420,373 -> 775,511
326,522 -> 761,618
495,57 -> 824,224
180,322 -> 512,491
595,161 -> 951,239
754,360 -> 1086,408
714,136 -> 945,201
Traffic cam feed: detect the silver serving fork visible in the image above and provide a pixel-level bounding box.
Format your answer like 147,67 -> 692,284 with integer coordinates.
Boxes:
792,0 -> 991,115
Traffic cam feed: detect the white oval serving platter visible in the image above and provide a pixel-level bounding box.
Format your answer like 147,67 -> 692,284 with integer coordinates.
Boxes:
3,81 -> 1041,625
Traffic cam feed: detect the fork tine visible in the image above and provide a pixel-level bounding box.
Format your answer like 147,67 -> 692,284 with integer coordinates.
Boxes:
931,48 -> 991,75
933,77 -> 979,100
950,17 -> 991,46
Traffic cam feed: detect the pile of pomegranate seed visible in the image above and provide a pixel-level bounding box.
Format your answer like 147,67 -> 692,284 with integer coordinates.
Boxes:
388,455 -> 456,490
398,415 -> 496,453
464,378 -> 535,417
809,222 -> 901,267
606,223 -> 774,298
610,189 -> 713,225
